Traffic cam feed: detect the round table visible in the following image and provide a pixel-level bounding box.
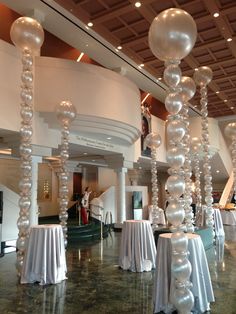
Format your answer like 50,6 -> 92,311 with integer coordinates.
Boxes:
220,210 -> 236,225
21,224 -> 67,285
153,233 -> 214,313
214,207 -> 225,236
119,220 -> 156,272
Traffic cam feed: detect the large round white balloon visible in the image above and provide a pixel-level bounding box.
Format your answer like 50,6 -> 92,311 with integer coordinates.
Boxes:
166,201 -> 185,226
148,8 -> 197,61
10,17 -> 44,53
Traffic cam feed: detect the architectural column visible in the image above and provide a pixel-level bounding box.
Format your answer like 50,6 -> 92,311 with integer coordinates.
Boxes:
115,167 -> 127,226
30,156 -> 42,226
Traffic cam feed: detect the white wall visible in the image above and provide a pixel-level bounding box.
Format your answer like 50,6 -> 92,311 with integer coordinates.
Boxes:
98,167 -> 116,192
0,184 -> 19,241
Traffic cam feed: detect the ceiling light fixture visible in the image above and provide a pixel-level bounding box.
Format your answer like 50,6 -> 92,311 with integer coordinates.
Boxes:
231,107 -> 234,110
107,137 -> 112,140
92,159 -> 95,162
87,22 -> 93,27
140,63 -> 144,67
227,38 -> 232,42
213,12 -> 219,18
77,52 -> 84,62
216,170 -> 220,173
117,46 -> 122,50
224,99 -> 227,102
135,2 -> 141,8
83,152 -> 88,155
158,77 -> 162,80
141,93 -> 150,104
216,91 -> 219,94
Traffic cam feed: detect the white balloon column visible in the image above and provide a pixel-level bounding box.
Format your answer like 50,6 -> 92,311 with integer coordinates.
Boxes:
10,17 -> 44,275
149,8 -> 197,313
194,67 -> 214,233
191,137 -> 203,226
225,123 -> 236,202
56,100 -> 77,247
145,132 -> 162,229
179,77 -> 196,232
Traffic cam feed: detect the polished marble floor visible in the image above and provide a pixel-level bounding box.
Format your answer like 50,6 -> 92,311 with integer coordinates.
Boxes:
0,225 -> 235,314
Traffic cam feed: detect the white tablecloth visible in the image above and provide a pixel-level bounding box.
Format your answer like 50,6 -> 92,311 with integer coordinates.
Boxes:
21,224 -> 67,285
119,220 -> 156,272
214,208 -> 225,236
153,233 -> 214,313
220,210 -> 236,225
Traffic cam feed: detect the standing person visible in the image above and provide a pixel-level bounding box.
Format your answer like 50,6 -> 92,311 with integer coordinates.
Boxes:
80,187 -> 91,225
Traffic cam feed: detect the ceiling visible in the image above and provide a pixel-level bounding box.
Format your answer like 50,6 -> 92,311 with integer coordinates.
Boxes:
54,0 -> 236,118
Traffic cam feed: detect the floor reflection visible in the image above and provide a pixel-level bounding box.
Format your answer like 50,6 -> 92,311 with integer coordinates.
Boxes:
0,226 -> 236,313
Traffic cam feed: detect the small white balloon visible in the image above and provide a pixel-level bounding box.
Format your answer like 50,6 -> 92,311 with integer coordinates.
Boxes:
145,132 -> 162,149
56,100 -> 77,126
193,66 -> 213,86
179,76 -> 196,101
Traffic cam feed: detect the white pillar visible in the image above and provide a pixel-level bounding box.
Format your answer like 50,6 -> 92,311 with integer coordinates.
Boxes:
115,167 -> 127,226
30,156 -> 42,226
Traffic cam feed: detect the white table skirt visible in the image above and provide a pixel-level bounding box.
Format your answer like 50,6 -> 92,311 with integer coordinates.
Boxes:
153,233 -> 214,314
21,224 -> 67,285
220,210 -> 236,225
119,220 -> 156,272
214,208 -> 225,236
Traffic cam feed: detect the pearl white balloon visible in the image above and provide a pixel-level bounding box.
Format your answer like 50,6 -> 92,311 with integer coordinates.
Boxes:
167,146 -> 185,168
56,100 -> 77,126
173,287 -> 194,313
164,64 -> 182,87
171,231 -> 188,253
225,122 -> 236,139
167,120 -> 186,142
166,175 -> 185,197
165,92 -> 183,114
10,17 -> 44,53
179,76 -> 196,101
145,132 -> 162,149
193,66 -> 213,86
191,137 -> 201,152
148,8 -> 197,61
172,256 -> 192,281
166,201 -> 185,226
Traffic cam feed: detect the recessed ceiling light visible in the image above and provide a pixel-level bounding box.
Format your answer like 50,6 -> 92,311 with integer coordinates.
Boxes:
107,137 -> 112,140
216,91 -> 220,94
231,107 -> 234,110
77,52 -> 84,62
115,49 -> 119,52
140,63 -> 144,67
213,12 -> 219,18
87,22 -> 93,27
216,170 -> 220,173
83,152 -> 88,155
92,159 -> 95,162
224,99 -> 227,102
117,46 -> 122,50
227,38 -> 232,42
158,77 -> 162,80
139,166 -> 142,169
135,2 -> 141,8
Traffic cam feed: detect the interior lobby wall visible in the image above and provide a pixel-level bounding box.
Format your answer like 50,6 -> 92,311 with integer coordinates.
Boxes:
98,167 -> 116,193
0,158 -> 20,194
